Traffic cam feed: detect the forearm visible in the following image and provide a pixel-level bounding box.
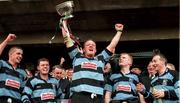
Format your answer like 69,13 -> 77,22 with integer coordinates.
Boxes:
0,33 -> 16,56
106,31 -> 122,53
61,21 -> 74,48
0,39 -> 8,56
63,34 -> 74,48
104,91 -> 112,103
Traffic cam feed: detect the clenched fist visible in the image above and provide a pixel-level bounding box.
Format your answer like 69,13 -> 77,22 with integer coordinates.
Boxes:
115,24 -> 124,32
6,33 -> 16,42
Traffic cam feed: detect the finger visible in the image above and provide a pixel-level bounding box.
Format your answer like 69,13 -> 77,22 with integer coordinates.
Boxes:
115,24 -> 123,28
11,35 -> 16,39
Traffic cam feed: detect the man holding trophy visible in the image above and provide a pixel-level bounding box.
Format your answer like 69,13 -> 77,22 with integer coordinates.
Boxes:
56,1 -> 124,103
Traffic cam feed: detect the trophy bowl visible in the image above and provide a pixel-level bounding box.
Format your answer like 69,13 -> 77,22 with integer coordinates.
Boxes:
56,1 -> 74,16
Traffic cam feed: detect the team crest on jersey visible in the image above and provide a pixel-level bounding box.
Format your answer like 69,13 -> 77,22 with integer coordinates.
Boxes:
36,85 -> 42,89
129,78 -> 133,83
162,79 -> 168,85
5,79 -> 20,89
41,92 -> 55,100
116,84 -> 131,92
81,62 -> 97,70
52,84 -> 56,90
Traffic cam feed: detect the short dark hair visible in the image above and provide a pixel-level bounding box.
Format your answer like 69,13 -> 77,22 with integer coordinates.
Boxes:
52,65 -> 64,71
120,53 -> 133,65
83,39 -> 95,48
37,58 -> 49,66
8,46 -> 23,55
153,53 -> 167,65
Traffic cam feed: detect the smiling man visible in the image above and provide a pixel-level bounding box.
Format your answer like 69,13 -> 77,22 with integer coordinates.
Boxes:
61,19 -> 124,103
150,53 -> 179,103
21,58 -> 61,103
0,34 -> 27,103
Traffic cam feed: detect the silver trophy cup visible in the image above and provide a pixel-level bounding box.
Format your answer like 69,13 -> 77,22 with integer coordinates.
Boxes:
49,1 -> 74,44
56,1 -> 74,19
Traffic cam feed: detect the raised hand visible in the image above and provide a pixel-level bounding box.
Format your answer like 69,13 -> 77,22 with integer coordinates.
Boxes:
0,33 -> 16,56
6,33 -> 16,42
115,23 -> 124,32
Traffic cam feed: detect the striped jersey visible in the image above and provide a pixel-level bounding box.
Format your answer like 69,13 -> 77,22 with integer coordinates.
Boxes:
68,46 -> 112,95
21,74 -> 61,103
105,72 -> 140,100
0,60 -> 27,100
150,69 -> 179,103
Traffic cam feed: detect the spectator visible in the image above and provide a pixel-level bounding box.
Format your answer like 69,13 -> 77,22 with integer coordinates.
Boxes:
52,65 -> 71,99
52,65 -> 65,80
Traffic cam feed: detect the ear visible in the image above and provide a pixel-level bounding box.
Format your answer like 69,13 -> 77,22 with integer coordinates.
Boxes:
37,66 -> 40,71
128,61 -> 132,66
94,48 -> 97,54
83,48 -> 85,53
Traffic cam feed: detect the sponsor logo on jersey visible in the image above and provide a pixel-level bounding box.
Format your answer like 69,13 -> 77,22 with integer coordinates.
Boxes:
41,92 -> 55,100
163,79 -> 168,85
5,79 -> 20,89
81,62 -> 97,70
116,84 -> 131,92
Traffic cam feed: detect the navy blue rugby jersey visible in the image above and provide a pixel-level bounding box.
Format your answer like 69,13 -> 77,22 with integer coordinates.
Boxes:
105,72 -> 140,100
68,46 -> 112,95
0,60 -> 27,100
21,74 -> 61,103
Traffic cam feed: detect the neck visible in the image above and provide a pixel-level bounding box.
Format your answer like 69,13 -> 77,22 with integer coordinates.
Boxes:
158,66 -> 166,76
120,66 -> 130,74
85,53 -> 94,58
8,60 -> 17,69
40,73 -> 49,81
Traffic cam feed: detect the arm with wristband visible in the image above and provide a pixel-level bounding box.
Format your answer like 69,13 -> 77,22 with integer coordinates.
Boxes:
61,20 -> 74,48
106,23 -> 124,53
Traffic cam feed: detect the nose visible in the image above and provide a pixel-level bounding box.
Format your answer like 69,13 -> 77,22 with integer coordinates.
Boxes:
89,44 -> 93,47
19,54 -> 23,59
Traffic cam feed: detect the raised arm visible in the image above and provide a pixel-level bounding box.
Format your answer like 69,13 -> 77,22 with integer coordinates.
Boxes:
0,33 -> 16,56
61,20 -> 74,48
106,24 -> 123,53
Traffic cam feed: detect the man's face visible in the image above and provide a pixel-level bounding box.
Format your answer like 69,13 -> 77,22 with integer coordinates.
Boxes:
54,68 -> 64,80
119,54 -> 132,67
83,40 -> 96,58
151,55 -> 164,72
147,62 -> 156,75
9,48 -> 23,64
37,61 -> 50,75
66,69 -> 73,79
